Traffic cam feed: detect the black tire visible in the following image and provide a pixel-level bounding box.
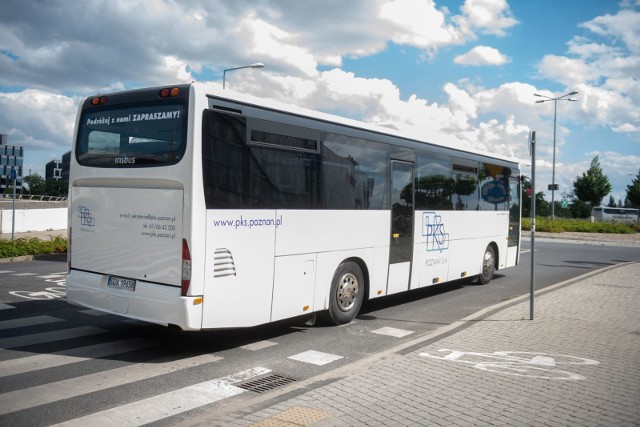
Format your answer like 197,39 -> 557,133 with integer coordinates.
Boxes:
326,261 -> 364,325
478,245 -> 496,285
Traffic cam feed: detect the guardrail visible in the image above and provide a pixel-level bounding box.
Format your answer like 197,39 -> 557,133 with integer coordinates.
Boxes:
0,194 -> 67,202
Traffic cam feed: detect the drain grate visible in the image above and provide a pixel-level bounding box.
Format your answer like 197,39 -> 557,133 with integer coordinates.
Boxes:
237,374 -> 298,393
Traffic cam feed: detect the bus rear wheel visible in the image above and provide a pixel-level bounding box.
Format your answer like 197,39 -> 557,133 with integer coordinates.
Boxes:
478,245 -> 495,285
326,261 -> 364,325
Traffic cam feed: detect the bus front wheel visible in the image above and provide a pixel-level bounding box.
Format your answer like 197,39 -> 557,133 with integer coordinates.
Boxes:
478,245 -> 496,285
326,261 -> 364,325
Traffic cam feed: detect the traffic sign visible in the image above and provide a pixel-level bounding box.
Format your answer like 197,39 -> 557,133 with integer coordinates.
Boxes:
9,167 -> 16,181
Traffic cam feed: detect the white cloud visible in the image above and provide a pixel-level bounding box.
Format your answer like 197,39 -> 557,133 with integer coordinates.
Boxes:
454,46 -> 510,66
612,123 -> 639,132
579,9 -> 640,53
236,13 -> 319,77
537,7 -> 640,141
380,0 -> 467,53
458,0 -> 518,36
0,89 -> 77,153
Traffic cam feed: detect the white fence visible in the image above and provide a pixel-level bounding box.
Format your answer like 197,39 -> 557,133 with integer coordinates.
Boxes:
0,208 -> 67,233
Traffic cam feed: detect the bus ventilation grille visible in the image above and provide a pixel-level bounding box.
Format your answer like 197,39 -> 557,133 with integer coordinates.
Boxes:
213,248 -> 236,278
236,374 -> 298,393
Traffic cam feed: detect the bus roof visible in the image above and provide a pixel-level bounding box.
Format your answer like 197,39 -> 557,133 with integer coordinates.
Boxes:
197,83 -> 521,167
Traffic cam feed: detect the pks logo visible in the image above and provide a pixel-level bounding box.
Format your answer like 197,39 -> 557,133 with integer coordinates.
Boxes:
78,206 -> 95,227
422,212 -> 449,252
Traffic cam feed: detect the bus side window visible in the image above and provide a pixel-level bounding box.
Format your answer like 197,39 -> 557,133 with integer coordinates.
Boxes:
202,110 -> 247,209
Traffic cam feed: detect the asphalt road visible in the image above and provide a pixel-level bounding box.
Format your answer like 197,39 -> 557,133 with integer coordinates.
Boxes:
0,240 -> 638,426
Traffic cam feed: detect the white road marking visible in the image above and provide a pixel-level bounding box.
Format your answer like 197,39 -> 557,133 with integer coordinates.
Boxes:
0,303 -> 14,310
0,315 -> 63,330
0,270 -> 15,274
288,350 -> 343,366
11,273 -> 37,276
0,353 -> 223,415
0,338 -> 155,378
0,326 -> 106,349
240,340 -> 278,351
51,367 -> 271,427
37,274 -> 68,280
371,327 -> 414,338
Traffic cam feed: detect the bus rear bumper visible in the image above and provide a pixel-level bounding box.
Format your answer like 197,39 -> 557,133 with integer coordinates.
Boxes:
66,269 -> 202,331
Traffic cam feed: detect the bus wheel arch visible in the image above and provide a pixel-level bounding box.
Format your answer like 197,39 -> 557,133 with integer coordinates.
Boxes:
325,258 -> 367,325
478,243 -> 498,285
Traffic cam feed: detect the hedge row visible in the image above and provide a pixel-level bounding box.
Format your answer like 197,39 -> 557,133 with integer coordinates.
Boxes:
521,217 -> 638,234
0,237 -> 67,259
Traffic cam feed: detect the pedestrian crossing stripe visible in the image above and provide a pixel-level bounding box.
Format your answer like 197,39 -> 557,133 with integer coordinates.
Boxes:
0,337 -> 155,378
0,353 -> 224,415
0,315 -> 62,331
0,326 -> 105,349
51,367 -> 272,426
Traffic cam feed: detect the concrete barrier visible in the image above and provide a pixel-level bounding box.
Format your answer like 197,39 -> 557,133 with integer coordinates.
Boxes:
0,208 -> 68,233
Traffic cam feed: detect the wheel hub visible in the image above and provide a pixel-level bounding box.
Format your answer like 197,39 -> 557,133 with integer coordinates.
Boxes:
337,273 -> 359,312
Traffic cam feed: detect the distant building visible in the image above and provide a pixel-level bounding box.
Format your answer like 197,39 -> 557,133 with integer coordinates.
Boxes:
45,151 -> 70,182
0,134 -> 24,192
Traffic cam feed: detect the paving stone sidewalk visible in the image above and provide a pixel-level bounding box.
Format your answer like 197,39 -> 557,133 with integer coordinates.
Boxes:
210,262 -> 639,426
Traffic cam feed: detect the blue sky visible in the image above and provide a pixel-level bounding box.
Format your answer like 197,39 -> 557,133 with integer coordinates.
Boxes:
0,0 -> 638,203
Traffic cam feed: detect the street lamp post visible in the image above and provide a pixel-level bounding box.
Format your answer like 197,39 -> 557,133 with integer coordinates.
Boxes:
223,62 -> 265,89
534,90 -> 578,220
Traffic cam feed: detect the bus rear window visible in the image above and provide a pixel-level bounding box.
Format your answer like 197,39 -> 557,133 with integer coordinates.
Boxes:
76,103 -> 186,167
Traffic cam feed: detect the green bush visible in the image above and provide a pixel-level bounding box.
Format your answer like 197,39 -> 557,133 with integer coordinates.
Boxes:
521,217 -> 636,234
0,236 -> 67,258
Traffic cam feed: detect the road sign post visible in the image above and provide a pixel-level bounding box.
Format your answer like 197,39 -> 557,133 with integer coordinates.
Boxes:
529,131 -> 536,321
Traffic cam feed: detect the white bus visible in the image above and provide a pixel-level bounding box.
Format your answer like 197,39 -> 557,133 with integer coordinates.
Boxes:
67,83 -> 521,330
592,206 -> 639,223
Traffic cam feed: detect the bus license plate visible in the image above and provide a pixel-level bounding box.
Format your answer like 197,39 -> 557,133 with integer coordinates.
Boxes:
107,276 -> 136,292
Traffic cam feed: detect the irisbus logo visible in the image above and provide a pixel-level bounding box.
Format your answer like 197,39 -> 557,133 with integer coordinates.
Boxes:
78,206 -> 95,227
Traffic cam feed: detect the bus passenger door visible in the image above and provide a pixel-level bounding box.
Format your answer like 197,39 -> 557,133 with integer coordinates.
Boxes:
387,161 -> 414,294
506,176 -> 521,267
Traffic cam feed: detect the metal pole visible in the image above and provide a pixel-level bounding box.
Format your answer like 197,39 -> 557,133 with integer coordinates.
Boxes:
551,100 -> 557,220
530,131 -> 536,320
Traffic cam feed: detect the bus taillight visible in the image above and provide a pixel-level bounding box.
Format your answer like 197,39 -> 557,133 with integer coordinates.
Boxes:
181,239 -> 191,296
90,96 -> 107,106
159,87 -> 180,98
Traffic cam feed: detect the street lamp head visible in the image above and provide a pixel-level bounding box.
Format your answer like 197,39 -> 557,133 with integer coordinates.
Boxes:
250,62 -> 265,69
568,91 -> 578,96
535,100 -> 547,103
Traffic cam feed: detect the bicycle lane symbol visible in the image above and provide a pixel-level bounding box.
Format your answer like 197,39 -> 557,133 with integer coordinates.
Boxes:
419,349 -> 599,380
9,287 -> 66,300
8,276 -> 67,301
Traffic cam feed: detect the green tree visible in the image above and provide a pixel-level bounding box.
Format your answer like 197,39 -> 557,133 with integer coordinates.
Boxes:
570,199 -> 591,218
573,155 -> 612,210
607,195 -> 616,207
45,180 -> 68,197
521,177 -> 550,217
626,168 -> 640,208
23,173 -> 46,195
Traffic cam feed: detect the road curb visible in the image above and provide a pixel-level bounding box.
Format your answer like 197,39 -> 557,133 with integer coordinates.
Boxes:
0,253 -> 67,263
